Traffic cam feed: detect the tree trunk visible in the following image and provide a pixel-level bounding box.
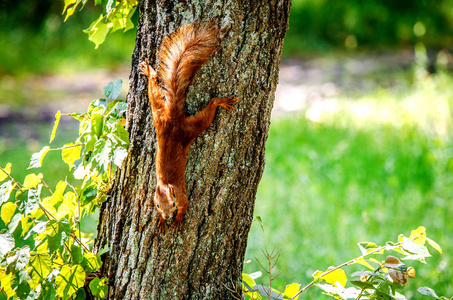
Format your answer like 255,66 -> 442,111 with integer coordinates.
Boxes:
94,0 -> 291,299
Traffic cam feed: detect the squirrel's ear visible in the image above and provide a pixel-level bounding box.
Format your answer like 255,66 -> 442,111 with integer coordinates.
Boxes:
168,185 -> 176,197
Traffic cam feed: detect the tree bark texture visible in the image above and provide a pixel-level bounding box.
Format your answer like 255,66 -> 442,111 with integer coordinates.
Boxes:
94,0 -> 291,299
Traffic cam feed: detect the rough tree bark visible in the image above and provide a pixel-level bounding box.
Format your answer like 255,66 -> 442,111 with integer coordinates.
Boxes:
94,0 -> 291,299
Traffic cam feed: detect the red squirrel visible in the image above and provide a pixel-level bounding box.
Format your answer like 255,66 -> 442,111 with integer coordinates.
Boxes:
139,22 -> 238,232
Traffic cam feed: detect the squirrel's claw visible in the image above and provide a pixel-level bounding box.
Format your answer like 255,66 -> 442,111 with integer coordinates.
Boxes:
158,215 -> 166,233
139,59 -> 157,78
215,96 -> 239,110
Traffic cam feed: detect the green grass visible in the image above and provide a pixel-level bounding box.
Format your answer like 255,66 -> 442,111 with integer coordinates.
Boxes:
244,73 -> 453,299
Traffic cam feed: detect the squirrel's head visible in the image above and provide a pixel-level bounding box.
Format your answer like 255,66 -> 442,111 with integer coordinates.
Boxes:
154,183 -> 177,219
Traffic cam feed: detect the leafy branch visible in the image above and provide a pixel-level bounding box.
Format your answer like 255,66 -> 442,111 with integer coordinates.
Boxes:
242,226 -> 445,300
0,79 -> 128,300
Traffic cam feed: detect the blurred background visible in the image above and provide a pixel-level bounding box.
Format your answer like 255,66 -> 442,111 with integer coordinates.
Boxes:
0,0 -> 452,299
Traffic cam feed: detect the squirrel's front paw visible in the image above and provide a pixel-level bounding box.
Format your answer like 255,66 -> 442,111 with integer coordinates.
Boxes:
215,96 -> 239,110
158,215 -> 166,233
139,59 -> 156,77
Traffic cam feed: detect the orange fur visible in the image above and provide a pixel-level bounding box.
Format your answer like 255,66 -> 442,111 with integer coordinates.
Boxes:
139,22 -> 238,232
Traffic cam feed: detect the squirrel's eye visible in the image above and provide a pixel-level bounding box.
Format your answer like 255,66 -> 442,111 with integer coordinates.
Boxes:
156,204 -> 160,208
172,202 -> 176,207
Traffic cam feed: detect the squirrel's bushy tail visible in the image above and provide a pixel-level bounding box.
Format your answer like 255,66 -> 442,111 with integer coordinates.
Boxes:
157,22 -> 219,108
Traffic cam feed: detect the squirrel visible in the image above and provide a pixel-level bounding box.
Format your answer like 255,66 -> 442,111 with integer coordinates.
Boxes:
139,22 -> 238,232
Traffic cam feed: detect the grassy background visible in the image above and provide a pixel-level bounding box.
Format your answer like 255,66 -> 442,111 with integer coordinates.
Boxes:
244,71 -> 453,298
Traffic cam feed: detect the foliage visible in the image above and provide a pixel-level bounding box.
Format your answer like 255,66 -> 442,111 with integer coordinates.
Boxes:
285,0 -> 453,54
0,80 -> 128,299
243,227 -> 448,300
62,0 -> 138,48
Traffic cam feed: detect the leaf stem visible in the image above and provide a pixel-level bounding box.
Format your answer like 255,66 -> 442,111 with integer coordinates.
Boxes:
0,166 -> 23,189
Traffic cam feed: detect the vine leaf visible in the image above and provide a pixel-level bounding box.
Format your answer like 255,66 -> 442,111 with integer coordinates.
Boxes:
29,251 -> 52,284
89,277 -> 108,298
0,181 -> 14,204
0,162 -> 12,181
55,264 -> 86,300
284,283 -> 301,300
50,110 -> 61,143
417,287 -> 439,298
29,146 -> 51,169
313,268 -> 347,288
23,173 -> 42,190
62,143 -> 82,170
83,15 -> 112,49
1,202 -> 16,225
0,230 -> 15,257
103,79 -> 123,100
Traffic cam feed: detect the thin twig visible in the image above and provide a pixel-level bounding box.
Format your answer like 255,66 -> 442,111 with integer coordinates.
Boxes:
0,166 -> 23,189
47,143 -> 85,152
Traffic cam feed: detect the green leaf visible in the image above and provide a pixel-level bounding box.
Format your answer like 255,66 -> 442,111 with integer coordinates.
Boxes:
29,251 -> 52,283
284,283 -> 301,300
89,99 -> 108,112
7,213 -> 21,232
50,111 -> 61,143
355,257 -> 375,270
83,15 -> 112,49
315,283 -> 361,299
62,143 -> 82,170
23,173 -> 42,190
255,216 -> 264,232
16,281 -> 31,299
112,146 -> 128,167
74,288 -> 87,300
108,121 -> 130,148
93,139 -> 112,172
91,112 -> 104,139
358,241 -> 381,255
71,244 -> 84,264
0,230 -> 15,257
55,264 -> 86,300
242,273 -> 257,290
105,0 -> 116,13
62,0 -> 79,14
29,146 -> 51,169
418,287 -> 439,298
16,187 -> 40,216
97,245 -> 110,256
0,271 -> 17,299
0,181 -> 14,204
103,78 -> 123,100
0,162 -> 12,181
313,268 -> 347,287
89,277 -> 108,298
81,252 -> 102,273
110,1 -> 137,33
15,187 -> 40,216
425,237 -> 443,254
47,219 -> 71,254
401,237 -> 431,263
1,202 -> 16,225
24,220 -> 48,240
351,280 -> 378,290
38,280 -> 57,300
6,246 -> 30,271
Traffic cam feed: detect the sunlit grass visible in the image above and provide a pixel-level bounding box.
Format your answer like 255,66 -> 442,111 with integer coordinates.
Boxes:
244,72 -> 453,299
